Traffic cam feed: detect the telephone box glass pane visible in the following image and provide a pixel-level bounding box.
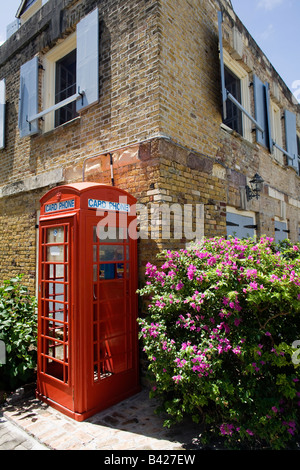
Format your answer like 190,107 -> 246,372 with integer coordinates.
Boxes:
47,245 -> 65,262
94,226 -> 127,243
40,224 -> 70,385
99,245 -> 124,262
47,226 -> 66,243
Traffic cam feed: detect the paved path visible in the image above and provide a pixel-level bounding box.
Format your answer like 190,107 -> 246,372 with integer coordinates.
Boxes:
0,389 -> 204,451
0,414 -> 48,450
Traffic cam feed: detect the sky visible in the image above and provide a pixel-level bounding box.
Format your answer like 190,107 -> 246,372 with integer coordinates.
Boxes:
0,0 -> 299,102
231,0 -> 300,101
0,1 -> 22,45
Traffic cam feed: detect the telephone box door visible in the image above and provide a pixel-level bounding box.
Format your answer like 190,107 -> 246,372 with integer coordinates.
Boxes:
37,216 -> 74,410
85,211 -> 139,409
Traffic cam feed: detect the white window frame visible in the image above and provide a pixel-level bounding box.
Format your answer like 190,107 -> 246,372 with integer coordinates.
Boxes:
270,101 -> 283,164
222,50 -> 252,142
42,33 -> 77,133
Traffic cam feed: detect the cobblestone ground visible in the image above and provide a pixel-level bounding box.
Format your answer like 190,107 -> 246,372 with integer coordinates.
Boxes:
0,414 -> 49,450
0,389 -> 204,451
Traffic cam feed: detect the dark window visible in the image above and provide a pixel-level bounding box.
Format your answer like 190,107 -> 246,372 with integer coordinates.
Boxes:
223,67 -> 243,135
55,49 -> 77,127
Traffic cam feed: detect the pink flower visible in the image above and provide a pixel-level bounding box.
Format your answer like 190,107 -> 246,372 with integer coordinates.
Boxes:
220,424 -> 235,436
246,269 -> 257,278
232,347 -> 241,355
172,374 -> 183,384
187,264 -> 197,280
249,282 -> 258,290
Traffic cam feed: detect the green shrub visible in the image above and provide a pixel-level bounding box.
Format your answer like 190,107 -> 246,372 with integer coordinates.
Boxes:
138,237 -> 300,449
0,276 -> 37,390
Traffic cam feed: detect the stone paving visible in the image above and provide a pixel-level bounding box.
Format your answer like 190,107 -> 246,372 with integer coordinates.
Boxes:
0,389 -> 204,451
0,414 -> 48,450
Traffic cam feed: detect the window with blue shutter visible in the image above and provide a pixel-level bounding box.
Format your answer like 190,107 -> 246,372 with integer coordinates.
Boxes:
218,12 -> 264,138
76,7 -> 99,112
0,79 -> 6,149
223,67 -> 243,135
18,8 -> 99,137
284,110 -> 298,172
253,75 -> 272,151
18,56 -> 39,138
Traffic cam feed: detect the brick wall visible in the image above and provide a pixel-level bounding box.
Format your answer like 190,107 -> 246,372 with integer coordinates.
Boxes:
0,189 -> 42,289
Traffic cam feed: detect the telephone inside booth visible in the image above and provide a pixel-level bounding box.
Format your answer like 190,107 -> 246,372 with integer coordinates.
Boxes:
36,183 -> 140,421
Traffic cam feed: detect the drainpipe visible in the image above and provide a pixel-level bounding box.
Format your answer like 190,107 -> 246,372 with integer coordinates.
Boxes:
110,153 -> 114,187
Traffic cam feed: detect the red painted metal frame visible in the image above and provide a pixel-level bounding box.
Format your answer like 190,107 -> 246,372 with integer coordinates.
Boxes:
36,183 -> 140,421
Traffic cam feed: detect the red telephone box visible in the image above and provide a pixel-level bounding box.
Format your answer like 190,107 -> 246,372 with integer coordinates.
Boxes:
36,183 -> 140,421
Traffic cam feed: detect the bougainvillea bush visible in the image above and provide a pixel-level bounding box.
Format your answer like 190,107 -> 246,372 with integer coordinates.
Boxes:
138,237 -> 300,449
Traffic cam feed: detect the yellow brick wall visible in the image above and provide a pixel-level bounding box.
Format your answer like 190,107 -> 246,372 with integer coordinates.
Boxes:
0,190 -> 42,291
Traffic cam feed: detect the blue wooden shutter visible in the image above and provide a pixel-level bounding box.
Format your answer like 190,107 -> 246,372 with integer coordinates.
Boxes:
18,57 -> 39,138
284,110 -> 298,171
0,79 -> 6,150
76,8 -> 99,112
253,75 -> 271,150
218,11 -> 228,120
275,220 -> 288,243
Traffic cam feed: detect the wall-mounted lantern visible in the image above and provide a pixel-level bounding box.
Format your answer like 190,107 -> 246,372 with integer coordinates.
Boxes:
246,173 -> 264,201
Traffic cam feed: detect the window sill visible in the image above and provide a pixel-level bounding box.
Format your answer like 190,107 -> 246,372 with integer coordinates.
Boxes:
220,123 -> 256,149
40,116 -> 81,138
